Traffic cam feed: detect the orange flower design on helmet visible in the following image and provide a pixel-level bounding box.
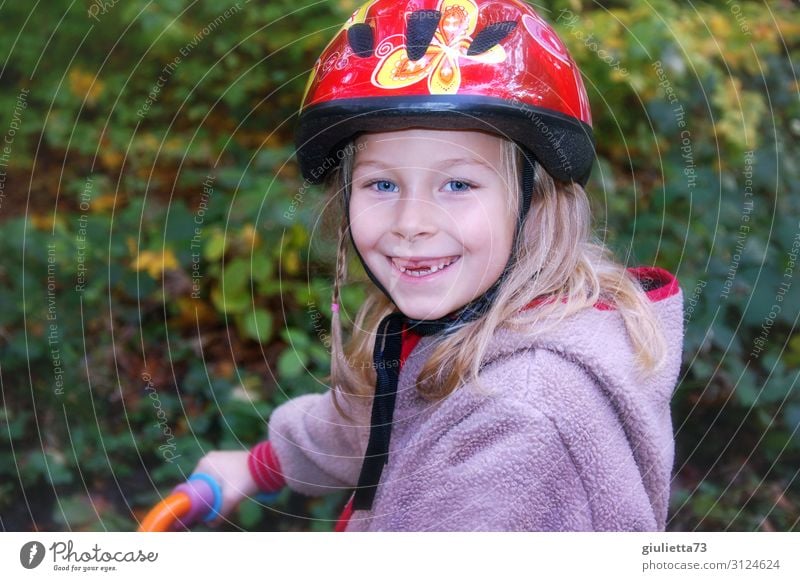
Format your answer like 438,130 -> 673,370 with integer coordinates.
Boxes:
371,0 -> 505,94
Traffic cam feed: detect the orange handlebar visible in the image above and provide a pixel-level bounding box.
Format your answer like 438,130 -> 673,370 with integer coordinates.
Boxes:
138,492 -> 193,532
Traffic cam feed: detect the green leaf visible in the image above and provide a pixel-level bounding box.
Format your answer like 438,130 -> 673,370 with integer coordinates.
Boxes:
204,230 -> 228,261
212,258 -> 255,313
238,497 -> 262,529
222,258 -> 251,293
241,308 -> 273,343
277,349 -> 309,380
53,496 -> 97,529
0,408 -> 28,439
280,327 -> 311,351
250,253 -> 273,284
308,343 -> 331,367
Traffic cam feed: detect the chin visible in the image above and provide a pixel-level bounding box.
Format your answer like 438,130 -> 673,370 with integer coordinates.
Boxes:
397,303 -> 457,321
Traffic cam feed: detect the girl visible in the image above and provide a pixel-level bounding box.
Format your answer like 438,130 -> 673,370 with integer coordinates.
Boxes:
190,0 -> 684,531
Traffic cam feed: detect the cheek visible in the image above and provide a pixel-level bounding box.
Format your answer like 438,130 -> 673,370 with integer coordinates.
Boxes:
460,200 -> 514,253
348,199 -> 381,251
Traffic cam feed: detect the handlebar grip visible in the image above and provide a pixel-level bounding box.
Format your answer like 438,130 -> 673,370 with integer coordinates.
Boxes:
138,492 -> 193,532
138,473 -> 222,532
172,473 -> 223,526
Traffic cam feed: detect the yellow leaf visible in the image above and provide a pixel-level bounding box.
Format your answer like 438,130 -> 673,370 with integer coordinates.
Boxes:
283,250 -> 300,276
241,224 -> 261,249
773,19 -> 800,41
164,137 -> 184,156
30,214 -> 51,231
216,361 -> 236,380
712,80 -> 765,150
610,68 -> 628,84
30,213 -> 66,231
138,133 -> 160,152
100,148 -> 123,170
91,194 -> 117,213
786,335 -> 800,367
174,297 -> 216,327
132,249 -> 179,279
68,68 -> 104,105
290,222 -> 309,246
709,12 -> 732,39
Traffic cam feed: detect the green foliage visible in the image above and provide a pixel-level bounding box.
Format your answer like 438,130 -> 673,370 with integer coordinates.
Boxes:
0,0 -> 798,531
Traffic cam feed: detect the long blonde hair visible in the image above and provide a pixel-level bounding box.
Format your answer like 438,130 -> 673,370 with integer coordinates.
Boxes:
323,137 -> 666,406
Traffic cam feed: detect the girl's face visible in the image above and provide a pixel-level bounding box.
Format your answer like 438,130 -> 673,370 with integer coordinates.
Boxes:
349,129 -> 516,321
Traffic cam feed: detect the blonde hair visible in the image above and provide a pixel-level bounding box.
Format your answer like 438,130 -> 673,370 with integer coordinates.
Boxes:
323,138 -> 667,406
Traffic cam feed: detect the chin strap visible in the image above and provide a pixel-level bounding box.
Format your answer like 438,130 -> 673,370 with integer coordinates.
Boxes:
352,283 -> 502,510
352,312 -> 405,510
520,148 -> 536,228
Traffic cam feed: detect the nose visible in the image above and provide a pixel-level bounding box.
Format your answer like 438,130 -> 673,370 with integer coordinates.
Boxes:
390,190 -> 438,242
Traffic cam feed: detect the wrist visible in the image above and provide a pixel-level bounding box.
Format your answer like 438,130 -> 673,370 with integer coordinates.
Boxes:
248,441 -> 286,493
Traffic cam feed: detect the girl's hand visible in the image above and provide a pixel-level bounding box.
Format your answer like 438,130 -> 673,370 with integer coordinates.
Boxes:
191,451 -> 258,526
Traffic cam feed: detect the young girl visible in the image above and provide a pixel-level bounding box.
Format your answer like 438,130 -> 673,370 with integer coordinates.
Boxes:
190,0 -> 684,531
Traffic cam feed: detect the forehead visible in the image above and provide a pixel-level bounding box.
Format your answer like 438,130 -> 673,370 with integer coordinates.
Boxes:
353,129 -> 505,171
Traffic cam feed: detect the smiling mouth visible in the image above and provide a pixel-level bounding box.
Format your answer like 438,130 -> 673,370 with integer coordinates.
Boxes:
390,256 -> 461,278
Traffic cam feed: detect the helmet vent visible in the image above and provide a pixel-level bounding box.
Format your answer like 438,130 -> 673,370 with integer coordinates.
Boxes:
466,20 -> 517,56
406,10 -> 441,61
347,23 -> 375,58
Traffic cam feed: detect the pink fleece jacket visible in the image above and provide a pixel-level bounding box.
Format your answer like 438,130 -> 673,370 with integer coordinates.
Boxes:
264,267 -> 683,531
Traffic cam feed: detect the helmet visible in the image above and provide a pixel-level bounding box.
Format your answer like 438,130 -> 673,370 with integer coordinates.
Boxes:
295,0 -> 594,186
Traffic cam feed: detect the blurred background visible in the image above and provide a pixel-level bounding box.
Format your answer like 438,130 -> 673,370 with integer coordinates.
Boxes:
0,0 -> 797,531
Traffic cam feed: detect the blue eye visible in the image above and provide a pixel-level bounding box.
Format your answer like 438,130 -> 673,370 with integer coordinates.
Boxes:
369,180 -> 398,193
444,180 -> 473,192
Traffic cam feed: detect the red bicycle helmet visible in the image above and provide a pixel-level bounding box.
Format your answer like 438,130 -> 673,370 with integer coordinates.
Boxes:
295,0 -> 594,185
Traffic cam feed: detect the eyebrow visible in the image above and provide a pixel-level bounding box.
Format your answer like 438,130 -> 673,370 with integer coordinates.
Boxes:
353,157 -> 496,172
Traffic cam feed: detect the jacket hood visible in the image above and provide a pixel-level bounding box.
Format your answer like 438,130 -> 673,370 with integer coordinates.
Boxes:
476,266 -> 684,527
483,267 -> 683,398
